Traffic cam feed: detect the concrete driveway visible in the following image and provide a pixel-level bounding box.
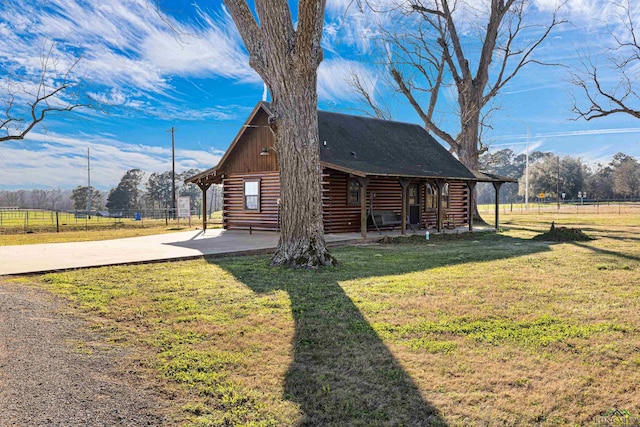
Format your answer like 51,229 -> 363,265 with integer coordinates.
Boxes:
0,230 -> 363,276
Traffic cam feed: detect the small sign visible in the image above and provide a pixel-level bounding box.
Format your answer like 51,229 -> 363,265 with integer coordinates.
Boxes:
539,193 -> 545,198
177,196 -> 191,218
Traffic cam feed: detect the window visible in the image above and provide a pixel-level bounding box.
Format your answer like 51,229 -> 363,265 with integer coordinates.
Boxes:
347,178 -> 360,205
425,183 -> 437,209
442,182 -> 450,209
244,179 -> 260,211
408,184 -> 419,205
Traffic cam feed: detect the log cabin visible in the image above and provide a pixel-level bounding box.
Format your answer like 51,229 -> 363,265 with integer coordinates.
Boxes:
186,102 -> 513,237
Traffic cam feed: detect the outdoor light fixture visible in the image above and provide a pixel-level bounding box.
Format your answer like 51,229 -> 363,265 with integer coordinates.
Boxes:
260,147 -> 276,156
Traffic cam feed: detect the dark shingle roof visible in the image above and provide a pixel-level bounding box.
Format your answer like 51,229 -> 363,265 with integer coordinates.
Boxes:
471,170 -> 518,183
317,111 -> 476,180
186,102 -> 512,185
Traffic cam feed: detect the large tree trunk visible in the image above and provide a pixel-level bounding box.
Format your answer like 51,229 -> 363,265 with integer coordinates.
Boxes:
224,0 -> 337,268
457,95 -> 484,222
269,75 -> 337,268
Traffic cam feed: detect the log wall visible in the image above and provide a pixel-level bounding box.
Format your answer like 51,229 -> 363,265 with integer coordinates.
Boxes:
223,168 -> 470,233
223,171 -> 280,231
322,169 -> 469,233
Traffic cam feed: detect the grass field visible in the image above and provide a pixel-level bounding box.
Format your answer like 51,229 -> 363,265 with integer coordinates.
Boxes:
7,212 -> 640,426
0,210 -> 222,245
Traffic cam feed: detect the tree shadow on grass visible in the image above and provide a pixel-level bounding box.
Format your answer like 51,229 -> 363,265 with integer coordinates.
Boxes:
569,241 -> 640,263
210,233 -> 553,426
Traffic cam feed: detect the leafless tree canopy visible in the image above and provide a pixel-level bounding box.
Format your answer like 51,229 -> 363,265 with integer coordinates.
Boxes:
354,0 -> 564,171
1,45 -> 89,142
571,0 -> 640,121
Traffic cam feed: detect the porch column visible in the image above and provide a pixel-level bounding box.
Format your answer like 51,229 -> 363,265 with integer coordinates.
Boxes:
493,182 -> 503,230
399,178 -> 410,235
357,177 -> 370,238
197,182 -> 211,231
435,180 -> 444,233
467,181 -> 477,232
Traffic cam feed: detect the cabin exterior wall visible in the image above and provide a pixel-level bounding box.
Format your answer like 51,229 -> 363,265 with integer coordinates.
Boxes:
223,171 -> 281,231
322,169 -> 469,233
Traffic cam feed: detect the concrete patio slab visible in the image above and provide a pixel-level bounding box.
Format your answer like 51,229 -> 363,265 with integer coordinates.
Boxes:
0,229 -> 362,276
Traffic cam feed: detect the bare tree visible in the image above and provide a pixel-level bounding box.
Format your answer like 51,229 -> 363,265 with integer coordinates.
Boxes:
1,45 -> 89,142
353,0 -> 564,217
224,0 -> 337,268
571,0 -> 640,121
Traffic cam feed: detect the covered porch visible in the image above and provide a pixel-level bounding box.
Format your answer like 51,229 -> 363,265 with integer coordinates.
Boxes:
350,172 -> 515,239
187,166 -> 223,232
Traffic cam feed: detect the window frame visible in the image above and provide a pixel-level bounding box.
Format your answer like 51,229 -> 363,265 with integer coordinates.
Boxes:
347,178 -> 361,206
425,183 -> 437,210
408,183 -> 420,206
243,178 -> 261,212
441,182 -> 450,209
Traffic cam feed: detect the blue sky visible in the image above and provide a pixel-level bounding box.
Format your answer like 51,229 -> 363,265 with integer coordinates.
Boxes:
1,0 -> 639,191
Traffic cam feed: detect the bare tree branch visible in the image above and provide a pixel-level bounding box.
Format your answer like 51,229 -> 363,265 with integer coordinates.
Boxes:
348,71 -> 392,120
223,0 -> 265,74
571,0 -> 640,121
1,45 -> 90,142
391,67 -> 458,149
484,1 -> 566,104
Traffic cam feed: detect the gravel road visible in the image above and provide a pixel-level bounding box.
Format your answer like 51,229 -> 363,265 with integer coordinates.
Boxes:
0,282 -> 167,427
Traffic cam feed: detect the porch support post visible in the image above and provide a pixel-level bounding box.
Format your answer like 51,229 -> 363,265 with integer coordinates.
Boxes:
357,177 -> 370,238
197,182 -> 211,231
467,181 -> 477,232
435,180 -> 444,233
399,178 -> 410,235
493,182 -> 503,230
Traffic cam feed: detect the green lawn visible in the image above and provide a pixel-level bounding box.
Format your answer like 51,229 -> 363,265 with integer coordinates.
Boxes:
7,213 -> 640,426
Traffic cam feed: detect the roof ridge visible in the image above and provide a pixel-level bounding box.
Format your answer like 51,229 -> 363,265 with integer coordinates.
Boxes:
258,100 -> 425,130
318,109 -> 425,129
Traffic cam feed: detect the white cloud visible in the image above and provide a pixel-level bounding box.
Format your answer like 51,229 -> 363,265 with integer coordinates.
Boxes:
0,131 -> 222,190
0,0 -> 259,105
324,0 -> 396,54
318,58 -> 379,102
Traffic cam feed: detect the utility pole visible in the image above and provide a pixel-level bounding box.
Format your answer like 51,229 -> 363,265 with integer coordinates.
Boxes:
168,126 -> 176,219
87,147 -> 92,219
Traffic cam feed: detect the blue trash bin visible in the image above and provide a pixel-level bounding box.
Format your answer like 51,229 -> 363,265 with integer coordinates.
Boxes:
134,212 -> 141,221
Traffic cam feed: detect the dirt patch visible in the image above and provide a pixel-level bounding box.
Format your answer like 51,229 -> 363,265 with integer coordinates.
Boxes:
0,282 -> 169,427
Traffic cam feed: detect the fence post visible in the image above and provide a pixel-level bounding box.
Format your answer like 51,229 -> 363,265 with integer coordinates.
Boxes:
56,211 -> 60,233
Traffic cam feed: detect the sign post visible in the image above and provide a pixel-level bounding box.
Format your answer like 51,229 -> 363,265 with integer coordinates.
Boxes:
177,196 -> 191,227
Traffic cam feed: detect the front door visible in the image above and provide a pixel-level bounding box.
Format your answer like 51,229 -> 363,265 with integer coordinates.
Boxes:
408,184 -> 421,225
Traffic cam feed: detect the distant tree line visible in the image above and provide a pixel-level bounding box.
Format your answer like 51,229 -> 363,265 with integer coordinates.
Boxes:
104,168 -> 206,214
478,150 -> 640,204
1,168 -> 223,216
0,188 -> 73,211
